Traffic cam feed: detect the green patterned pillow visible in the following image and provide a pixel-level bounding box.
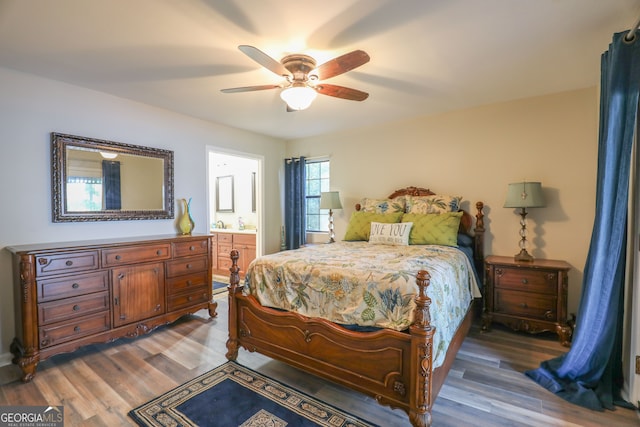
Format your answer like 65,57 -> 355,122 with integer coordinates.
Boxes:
403,212 -> 463,246
406,195 -> 462,214
343,212 -> 403,241
359,197 -> 406,214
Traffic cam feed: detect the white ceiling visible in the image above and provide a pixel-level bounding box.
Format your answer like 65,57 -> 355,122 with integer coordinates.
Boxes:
0,0 -> 638,140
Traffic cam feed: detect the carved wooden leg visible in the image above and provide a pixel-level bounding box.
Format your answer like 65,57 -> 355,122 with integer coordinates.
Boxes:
11,338 -> 38,382
208,301 -> 218,318
556,323 -> 573,347
409,411 -> 432,427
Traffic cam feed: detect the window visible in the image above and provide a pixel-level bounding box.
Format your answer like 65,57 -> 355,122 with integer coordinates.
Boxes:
305,159 -> 330,232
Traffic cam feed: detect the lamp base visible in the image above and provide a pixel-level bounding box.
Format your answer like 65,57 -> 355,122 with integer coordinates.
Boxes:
514,249 -> 534,262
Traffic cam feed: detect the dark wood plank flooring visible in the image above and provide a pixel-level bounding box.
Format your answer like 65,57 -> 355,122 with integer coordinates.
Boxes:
1,295 -> 638,426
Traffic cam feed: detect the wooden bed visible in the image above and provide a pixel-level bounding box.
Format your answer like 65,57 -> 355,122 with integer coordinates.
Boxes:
225,186 -> 485,427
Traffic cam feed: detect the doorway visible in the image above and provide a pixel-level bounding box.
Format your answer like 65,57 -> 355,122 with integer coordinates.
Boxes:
206,147 -> 263,273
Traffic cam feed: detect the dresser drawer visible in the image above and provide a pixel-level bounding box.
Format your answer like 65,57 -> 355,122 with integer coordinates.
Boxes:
172,239 -> 208,258
494,289 -> 557,321
165,256 -> 207,278
166,272 -> 208,294
102,244 -> 170,267
39,311 -> 111,348
494,267 -> 557,295
217,256 -> 232,272
37,271 -> 109,302
34,251 -> 100,277
218,244 -> 232,257
167,288 -> 209,311
38,291 -> 109,325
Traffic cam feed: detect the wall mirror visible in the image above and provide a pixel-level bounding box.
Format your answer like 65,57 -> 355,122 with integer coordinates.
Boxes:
216,175 -> 234,212
51,133 -> 174,222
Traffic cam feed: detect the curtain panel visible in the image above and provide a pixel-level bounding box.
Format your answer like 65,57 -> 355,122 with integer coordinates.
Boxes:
526,31 -> 640,411
284,157 -> 306,250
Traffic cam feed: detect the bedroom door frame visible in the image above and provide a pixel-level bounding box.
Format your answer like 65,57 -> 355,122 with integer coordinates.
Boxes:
206,146 -> 264,259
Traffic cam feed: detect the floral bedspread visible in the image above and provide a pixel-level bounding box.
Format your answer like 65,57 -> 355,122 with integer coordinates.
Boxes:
243,242 -> 481,368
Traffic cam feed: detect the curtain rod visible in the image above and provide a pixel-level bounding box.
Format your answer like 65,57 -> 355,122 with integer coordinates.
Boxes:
625,15 -> 640,41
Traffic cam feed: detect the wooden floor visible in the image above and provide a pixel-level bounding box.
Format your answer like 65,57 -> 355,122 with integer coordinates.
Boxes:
1,294 -> 638,427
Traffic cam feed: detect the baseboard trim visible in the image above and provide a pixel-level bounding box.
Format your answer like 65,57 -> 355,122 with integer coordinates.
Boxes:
0,352 -> 13,367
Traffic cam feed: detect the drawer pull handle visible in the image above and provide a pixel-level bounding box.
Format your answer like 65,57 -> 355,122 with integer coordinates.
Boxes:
73,305 -> 80,311
519,303 -> 528,308
157,250 -> 163,256
190,245 -> 195,251
155,304 -> 161,311
74,326 -> 80,333
115,255 -> 121,260
186,263 -> 192,269
521,279 -> 528,284
66,260 -> 73,266
72,283 -> 80,289
186,280 -> 192,286
187,296 -> 193,301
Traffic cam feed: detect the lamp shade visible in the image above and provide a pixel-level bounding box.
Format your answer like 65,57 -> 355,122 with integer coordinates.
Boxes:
503,182 -> 545,208
280,84 -> 317,110
320,191 -> 342,210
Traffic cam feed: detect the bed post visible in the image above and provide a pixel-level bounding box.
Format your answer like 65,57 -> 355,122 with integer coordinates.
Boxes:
408,270 -> 434,427
225,249 -> 241,361
473,201 -> 485,276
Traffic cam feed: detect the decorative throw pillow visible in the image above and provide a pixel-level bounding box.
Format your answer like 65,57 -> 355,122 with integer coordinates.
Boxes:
403,212 -> 463,246
343,212 -> 403,241
359,197 -> 406,214
368,222 -> 413,246
406,195 -> 462,214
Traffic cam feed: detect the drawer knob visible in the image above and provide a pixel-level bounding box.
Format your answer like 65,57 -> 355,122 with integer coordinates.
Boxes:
521,278 -> 528,284
72,283 -> 80,289
115,255 -> 121,261
157,250 -> 163,256
519,302 -> 528,308
187,296 -> 193,301
73,305 -> 80,311
186,263 -> 192,269
66,260 -> 73,266
186,280 -> 192,286
190,245 -> 195,251
74,326 -> 81,332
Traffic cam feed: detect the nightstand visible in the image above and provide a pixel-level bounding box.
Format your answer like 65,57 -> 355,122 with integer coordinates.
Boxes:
482,255 -> 572,347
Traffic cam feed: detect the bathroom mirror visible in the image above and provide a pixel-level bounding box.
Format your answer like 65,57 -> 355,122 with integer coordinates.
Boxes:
51,133 -> 174,222
216,175 -> 234,212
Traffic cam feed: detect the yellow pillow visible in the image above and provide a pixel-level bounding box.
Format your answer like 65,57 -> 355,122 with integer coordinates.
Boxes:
403,212 -> 463,246
343,212 -> 403,241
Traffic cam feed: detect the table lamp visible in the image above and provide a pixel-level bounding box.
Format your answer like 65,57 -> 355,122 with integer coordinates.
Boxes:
320,191 -> 342,243
503,182 -> 545,262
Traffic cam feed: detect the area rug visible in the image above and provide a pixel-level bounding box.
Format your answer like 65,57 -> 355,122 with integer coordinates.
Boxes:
212,280 -> 227,295
129,361 -> 378,427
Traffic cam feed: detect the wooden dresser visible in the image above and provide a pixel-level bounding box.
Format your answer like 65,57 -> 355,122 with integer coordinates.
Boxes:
8,234 -> 216,381
482,255 -> 572,346
211,231 -> 256,278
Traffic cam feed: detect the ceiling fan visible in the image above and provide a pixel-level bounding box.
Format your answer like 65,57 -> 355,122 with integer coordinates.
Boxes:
221,45 -> 370,111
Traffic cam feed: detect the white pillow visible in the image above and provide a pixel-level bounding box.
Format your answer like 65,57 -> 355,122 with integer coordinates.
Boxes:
368,222 -> 413,246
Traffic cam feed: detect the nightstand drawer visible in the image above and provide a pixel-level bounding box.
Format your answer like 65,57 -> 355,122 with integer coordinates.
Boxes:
494,289 -> 557,321
494,267 -> 557,295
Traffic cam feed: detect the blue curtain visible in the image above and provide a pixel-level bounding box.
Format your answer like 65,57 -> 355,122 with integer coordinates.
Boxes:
526,32 -> 640,411
284,157 -> 306,249
102,160 -> 121,210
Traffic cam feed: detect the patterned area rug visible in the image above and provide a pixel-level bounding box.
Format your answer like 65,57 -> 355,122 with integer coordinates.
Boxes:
212,280 -> 227,295
129,361 -> 377,427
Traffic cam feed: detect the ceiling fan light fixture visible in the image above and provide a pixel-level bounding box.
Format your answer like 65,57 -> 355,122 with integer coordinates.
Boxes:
280,84 -> 317,110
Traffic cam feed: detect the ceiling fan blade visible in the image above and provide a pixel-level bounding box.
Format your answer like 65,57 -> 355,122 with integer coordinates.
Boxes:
221,84 -> 281,93
316,84 -> 369,101
311,50 -> 370,80
238,45 -> 292,77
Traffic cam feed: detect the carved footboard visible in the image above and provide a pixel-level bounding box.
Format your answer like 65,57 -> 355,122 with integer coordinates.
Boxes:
226,251 -> 455,427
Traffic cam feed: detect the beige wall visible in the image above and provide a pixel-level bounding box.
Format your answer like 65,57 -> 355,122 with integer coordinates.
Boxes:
287,87 -> 599,315
0,66 -> 285,362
